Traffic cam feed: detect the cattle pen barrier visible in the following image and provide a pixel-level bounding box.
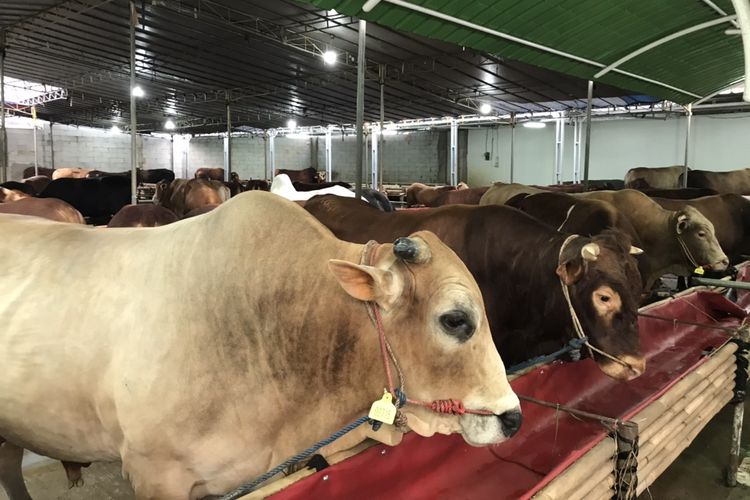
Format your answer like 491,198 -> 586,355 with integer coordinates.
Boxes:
240,274 -> 750,500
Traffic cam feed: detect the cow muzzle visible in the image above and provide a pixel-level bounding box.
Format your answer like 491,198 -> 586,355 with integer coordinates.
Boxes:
598,354 -> 646,381
460,406 -> 523,446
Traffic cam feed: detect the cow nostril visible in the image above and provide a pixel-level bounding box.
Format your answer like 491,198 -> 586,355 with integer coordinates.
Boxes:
498,409 -> 523,437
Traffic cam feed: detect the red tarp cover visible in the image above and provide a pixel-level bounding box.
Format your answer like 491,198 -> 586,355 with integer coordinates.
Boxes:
271,290 -> 747,500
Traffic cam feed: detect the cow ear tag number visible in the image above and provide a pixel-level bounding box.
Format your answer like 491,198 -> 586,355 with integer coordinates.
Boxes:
369,390 -> 397,425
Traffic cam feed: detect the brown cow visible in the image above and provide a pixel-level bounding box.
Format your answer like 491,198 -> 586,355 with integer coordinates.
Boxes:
183,204 -> 219,218
108,205 -> 179,228
430,186 -> 489,206
0,187 -> 30,203
479,182 -> 546,206
406,182 -> 468,207
52,167 -> 92,180
637,187 -> 717,199
154,179 -> 230,217
624,165 -> 685,189
195,167 -> 225,181
655,194 -> 750,264
0,197 -> 85,224
274,167 -> 320,184
686,168 -> 750,194
577,189 -> 728,288
306,195 -> 645,381
22,166 -> 55,178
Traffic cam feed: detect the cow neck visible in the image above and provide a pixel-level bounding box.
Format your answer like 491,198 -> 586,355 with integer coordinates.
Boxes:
360,240 -> 493,418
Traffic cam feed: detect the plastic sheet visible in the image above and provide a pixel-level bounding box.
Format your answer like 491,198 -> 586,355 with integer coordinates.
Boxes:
270,289 -> 746,499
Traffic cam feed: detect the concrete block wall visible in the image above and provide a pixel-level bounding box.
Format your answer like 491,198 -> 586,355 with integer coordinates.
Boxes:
5,119 -> 172,181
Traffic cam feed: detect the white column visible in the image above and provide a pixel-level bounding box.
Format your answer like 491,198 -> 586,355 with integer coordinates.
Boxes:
370,124 -> 379,188
325,126 -> 333,182
449,118 -> 458,185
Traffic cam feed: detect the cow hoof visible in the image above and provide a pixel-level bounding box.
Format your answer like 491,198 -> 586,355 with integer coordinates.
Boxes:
68,478 -> 84,488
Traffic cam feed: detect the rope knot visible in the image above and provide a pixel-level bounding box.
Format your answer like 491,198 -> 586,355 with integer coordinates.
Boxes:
430,399 -> 466,415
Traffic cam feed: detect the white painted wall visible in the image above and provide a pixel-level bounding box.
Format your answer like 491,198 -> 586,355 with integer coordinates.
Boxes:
467,112 -> 750,187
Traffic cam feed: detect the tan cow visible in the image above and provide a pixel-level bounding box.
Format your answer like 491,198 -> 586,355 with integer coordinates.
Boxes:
479,182 -> 546,206
624,165 -> 685,189
577,189 -> 728,288
686,168 -> 750,194
0,198 -> 84,224
154,178 -> 230,217
0,192 -> 520,499
0,187 -> 29,203
52,167 -> 92,180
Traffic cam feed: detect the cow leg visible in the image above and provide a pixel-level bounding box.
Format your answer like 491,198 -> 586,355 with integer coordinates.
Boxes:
0,440 -> 32,500
61,461 -> 90,488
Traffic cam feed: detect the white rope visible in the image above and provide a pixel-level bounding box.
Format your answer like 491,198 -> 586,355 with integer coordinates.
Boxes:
558,235 -> 633,369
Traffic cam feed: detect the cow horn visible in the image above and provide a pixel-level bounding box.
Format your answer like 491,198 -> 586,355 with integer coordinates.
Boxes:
629,246 -> 644,255
581,243 -> 600,261
393,237 -> 431,264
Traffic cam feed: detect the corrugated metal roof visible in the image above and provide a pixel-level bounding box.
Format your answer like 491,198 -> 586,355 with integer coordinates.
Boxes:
0,0 -> 656,133
307,0 -> 744,104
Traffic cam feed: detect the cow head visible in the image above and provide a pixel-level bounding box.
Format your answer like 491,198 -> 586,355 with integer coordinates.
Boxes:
0,187 -> 29,203
556,230 -> 645,381
673,206 -> 728,272
329,231 -> 521,446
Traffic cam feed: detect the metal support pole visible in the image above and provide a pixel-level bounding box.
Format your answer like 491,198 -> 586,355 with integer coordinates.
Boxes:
225,97 -> 232,181
449,118 -> 458,186
510,113 -> 515,183
379,65 -> 385,189
554,117 -> 565,184
129,0 -> 138,204
268,130 -> 276,176
325,127 -> 332,182
371,125 -> 379,188
263,136 -> 268,180
354,20 -> 366,198
573,118 -> 581,184
583,80 -> 594,191
0,33 -> 7,184
49,122 -> 55,170
170,134 -> 175,172
32,107 -> 38,176
683,103 -> 693,188
727,402 -> 744,486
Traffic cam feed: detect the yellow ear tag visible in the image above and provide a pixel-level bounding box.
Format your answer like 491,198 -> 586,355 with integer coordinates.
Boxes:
694,266 -> 705,275
368,390 -> 397,425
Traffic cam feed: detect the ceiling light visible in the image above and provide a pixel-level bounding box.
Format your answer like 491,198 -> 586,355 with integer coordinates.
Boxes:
322,50 -> 337,65
165,105 -> 177,115
131,86 -> 144,97
287,119 -> 297,130
479,103 -> 492,115
164,119 -> 176,130
522,121 -> 546,129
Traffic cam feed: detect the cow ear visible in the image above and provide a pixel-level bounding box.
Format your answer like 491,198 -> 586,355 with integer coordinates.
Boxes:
676,213 -> 689,234
328,260 -> 395,303
556,259 -> 584,286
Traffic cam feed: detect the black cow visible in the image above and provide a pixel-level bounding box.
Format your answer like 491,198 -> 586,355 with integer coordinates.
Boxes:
0,181 -> 35,196
39,176 -> 131,225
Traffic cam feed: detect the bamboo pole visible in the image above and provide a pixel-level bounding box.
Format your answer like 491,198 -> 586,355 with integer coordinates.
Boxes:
567,464 -> 614,500
534,438 -> 616,499
639,361 -> 735,445
585,475 -> 616,500
637,390 -> 733,494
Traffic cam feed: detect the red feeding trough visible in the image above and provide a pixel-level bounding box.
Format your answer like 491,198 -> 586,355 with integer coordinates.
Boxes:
261,284 -> 748,500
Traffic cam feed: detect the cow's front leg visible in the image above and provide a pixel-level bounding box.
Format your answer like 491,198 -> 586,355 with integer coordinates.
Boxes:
124,458 -> 201,500
0,440 -> 32,500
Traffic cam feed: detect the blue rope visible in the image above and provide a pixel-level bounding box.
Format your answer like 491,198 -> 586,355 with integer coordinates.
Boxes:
506,337 -> 588,375
217,416 -> 370,500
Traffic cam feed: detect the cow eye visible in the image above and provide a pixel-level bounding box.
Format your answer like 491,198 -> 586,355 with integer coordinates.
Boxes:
698,231 -> 706,238
599,295 -> 611,303
439,310 -> 475,342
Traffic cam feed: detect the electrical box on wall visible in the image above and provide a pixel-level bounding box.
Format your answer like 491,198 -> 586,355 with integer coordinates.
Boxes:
483,152 -> 490,161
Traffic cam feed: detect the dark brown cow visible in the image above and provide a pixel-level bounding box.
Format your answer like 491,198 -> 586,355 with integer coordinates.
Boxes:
195,167 -> 225,181
22,166 -> 55,178
0,197 -> 85,224
293,181 -> 351,191
305,195 -> 645,381
430,186 -> 489,206
0,187 -> 30,203
685,168 -> 750,194
183,204 -> 219,218
405,182 -> 468,207
507,192 -> 642,247
655,194 -> 750,264
108,205 -> 179,228
638,187 -> 718,199
274,167 -> 320,184
154,179 -> 230,217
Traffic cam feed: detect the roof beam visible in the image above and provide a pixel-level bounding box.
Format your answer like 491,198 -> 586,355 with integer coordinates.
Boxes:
594,16 -> 736,78
378,0 -> 702,99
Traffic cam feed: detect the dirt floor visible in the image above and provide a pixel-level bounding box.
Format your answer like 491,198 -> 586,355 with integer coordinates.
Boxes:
4,399 -> 750,499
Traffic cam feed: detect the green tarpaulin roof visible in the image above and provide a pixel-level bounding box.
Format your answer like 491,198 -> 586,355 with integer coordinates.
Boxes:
304,0 -> 745,104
